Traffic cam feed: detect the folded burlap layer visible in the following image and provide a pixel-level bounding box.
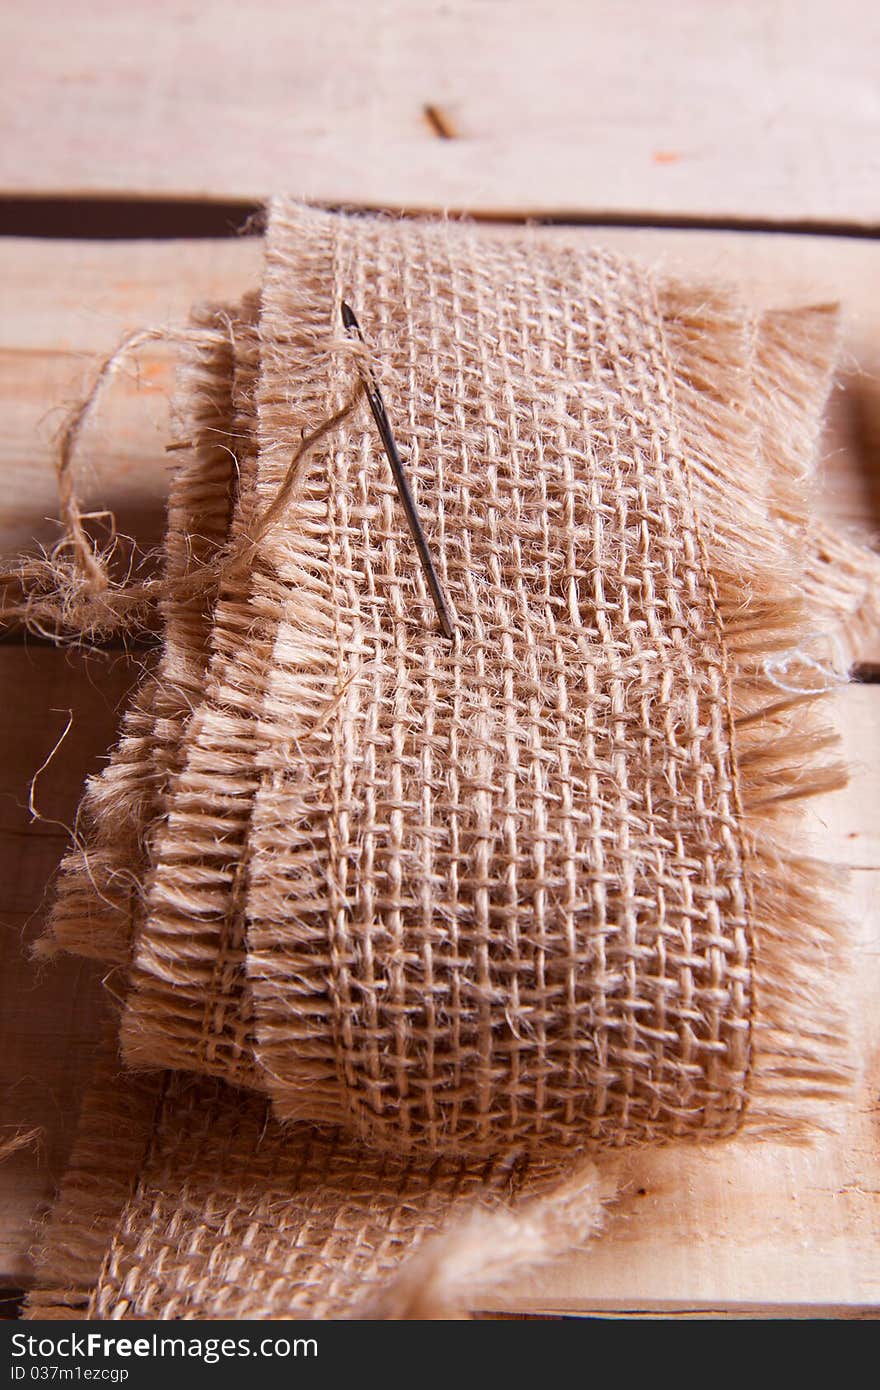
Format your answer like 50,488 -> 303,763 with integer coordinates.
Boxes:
30,1050 -> 610,1320
27,200 -> 874,1317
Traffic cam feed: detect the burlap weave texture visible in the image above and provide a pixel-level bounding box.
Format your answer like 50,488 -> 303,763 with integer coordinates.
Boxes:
124,207 -> 759,1156
56,205 -> 849,1151
29,200 -> 862,1317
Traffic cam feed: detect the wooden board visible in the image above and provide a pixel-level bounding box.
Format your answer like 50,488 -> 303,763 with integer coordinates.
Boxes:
0,650 -> 135,1288
0,231 -> 878,1307
0,238 -> 261,556
2,230 -> 879,559
1,2 -> 879,227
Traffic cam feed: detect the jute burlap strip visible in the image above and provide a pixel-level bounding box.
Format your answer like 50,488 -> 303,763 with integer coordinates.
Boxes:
23,202 -> 874,1316
113,205 -> 846,1155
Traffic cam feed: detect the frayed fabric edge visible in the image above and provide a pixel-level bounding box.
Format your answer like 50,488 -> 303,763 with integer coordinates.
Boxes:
660,285 -> 856,1139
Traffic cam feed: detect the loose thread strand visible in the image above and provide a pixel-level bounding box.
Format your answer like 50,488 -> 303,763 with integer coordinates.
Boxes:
1,327 -> 367,645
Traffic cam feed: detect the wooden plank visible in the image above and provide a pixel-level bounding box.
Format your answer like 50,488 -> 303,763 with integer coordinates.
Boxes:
0,238 -> 261,556
1,231 -> 878,561
1,2 -> 879,226
505,684 -> 880,1314
0,649 -> 136,1284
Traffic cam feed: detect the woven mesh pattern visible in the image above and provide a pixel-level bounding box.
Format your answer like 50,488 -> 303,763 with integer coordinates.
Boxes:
116,205 -> 752,1157
88,1072 -> 572,1321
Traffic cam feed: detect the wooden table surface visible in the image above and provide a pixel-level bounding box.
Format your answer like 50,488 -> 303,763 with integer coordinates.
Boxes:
0,2 -> 877,1316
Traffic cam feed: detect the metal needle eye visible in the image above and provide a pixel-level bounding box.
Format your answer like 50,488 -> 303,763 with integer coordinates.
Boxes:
341,301 -> 455,642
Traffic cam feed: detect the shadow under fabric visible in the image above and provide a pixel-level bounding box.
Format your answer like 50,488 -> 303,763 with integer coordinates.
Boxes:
23,200 -> 876,1318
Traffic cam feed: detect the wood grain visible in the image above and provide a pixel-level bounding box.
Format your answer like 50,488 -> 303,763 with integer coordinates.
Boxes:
2,231 -> 879,559
0,649 -> 136,1284
1,2 -> 879,226
0,238 -> 261,556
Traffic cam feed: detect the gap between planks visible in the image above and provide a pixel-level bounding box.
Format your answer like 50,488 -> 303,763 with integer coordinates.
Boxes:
2,195 -> 880,242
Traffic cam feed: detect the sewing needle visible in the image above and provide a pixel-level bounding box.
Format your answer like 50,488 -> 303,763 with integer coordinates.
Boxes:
341,301 -> 455,642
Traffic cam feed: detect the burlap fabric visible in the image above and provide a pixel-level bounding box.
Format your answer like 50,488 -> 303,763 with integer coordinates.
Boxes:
23,200 -> 867,1318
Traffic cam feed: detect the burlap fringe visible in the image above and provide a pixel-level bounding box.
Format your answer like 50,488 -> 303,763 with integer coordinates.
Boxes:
24,310 -> 248,1318
35,306 -> 247,965
661,287 -> 859,1136
0,1127 -> 41,1163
